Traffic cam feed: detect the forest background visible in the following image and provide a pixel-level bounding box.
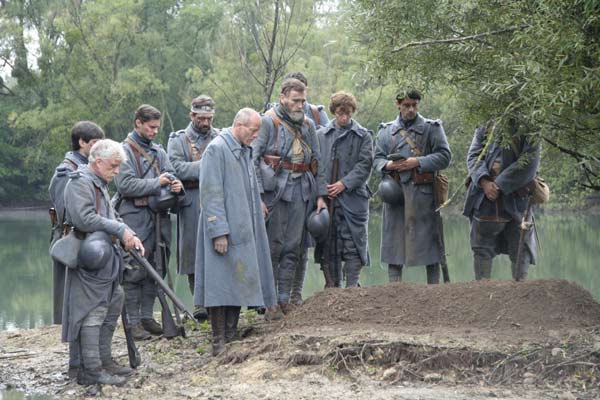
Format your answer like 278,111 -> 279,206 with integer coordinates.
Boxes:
0,0 -> 598,209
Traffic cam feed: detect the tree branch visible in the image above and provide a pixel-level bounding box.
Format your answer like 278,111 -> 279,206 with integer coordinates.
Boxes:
391,25 -> 530,53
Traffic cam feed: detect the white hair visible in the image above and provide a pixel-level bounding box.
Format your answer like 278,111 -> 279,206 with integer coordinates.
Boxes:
89,139 -> 127,163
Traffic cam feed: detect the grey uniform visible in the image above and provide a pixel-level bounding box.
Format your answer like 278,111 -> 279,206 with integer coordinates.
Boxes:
252,104 -> 325,304
62,166 -> 128,371
373,114 -> 451,268
167,123 -> 218,280
193,129 -> 277,308
463,123 -> 540,280
49,151 -> 89,324
113,131 -> 176,325
315,119 -> 373,286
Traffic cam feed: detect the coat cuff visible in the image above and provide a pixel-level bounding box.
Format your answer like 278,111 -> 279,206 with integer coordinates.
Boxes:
206,220 -> 230,240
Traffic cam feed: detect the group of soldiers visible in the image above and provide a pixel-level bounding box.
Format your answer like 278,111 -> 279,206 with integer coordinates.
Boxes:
48,71 -> 540,386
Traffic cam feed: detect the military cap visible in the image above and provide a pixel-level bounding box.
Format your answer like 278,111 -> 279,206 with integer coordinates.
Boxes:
191,95 -> 215,114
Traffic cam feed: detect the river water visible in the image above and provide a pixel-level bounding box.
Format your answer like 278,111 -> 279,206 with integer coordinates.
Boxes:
1,209 -> 599,331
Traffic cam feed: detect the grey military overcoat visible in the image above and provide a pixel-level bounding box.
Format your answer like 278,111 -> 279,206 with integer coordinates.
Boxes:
373,114 -> 451,266
316,119 -> 373,265
61,166 -> 128,342
167,123 -> 218,275
194,129 -> 277,308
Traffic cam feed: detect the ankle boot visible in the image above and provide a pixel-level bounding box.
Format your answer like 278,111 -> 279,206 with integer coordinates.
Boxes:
209,307 -> 226,356
225,306 -> 241,343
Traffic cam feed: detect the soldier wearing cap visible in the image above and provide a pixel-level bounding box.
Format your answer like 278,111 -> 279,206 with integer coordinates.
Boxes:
113,104 -> 183,340
49,121 -> 105,379
373,89 -> 451,284
167,95 -> 219,321
62,139 -> 144,385
252,78 -> 326,317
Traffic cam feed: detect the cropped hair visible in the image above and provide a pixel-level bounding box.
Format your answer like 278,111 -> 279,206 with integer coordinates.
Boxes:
280,78 -> 306,96
89,139 -> 127,164
395,89 -> 422,102
233,108 -> 259,126
71,121 -> 105,151
134,104 -> 161,124
329,91 -> 358,115
284,71 -> 308,86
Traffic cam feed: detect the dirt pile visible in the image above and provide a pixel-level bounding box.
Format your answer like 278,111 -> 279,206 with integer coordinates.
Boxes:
289,279 -> 600,334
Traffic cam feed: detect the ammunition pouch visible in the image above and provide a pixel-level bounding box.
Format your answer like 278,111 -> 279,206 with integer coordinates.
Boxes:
310,158 -> 318,177
411,169 -> 434,185
263,155 -> 282,171
433,173 -> 449,208
133,197 -> 149,207
181,180 -> 199,190
517,176 -> 550,204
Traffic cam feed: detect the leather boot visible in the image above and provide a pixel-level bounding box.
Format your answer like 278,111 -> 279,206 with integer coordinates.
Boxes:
224,306 -> 241,343
264,305 -> 284,321
131,324 -> 151,341
141,318 -> 163,335
102,358 -> 134,377
209,307 -> 226,356
77,367 -> 126,386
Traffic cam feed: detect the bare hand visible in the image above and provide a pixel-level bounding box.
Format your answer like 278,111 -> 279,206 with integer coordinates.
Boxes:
261,200 -> 269,218
327,181 -> 345,199
316,197 -> 327,214
123,228 -> 145,256
213,235 -> 228,255
480,178 -> 500,201
395,157 -> 420,172
169,179 -> 183,193
159,173 -> 173,187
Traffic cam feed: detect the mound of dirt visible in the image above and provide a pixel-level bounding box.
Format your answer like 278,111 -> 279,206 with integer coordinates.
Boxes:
288,279 -> 600,334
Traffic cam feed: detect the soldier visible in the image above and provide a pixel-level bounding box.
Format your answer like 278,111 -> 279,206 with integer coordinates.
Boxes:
315,91 -> 373,287
194,108 -> 276,356
167,95 -> 219,321
283,71 -> 329,305
62,139 -> 144,385
373,89 -> 451,284
253,78 -> 326,316
49,121 -> 106,325
463,117 -> 541,281
114,104 -> 183,340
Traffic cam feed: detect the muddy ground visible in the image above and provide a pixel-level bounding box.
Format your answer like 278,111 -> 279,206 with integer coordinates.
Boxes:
1,279 -> 599,399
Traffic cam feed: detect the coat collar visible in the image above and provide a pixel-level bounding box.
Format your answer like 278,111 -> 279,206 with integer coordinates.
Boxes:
391,113 -> 426,136
323,119 -> 366,138
221,128 -> 251,160
81,165 -> 108,188
65,151 -> 88,166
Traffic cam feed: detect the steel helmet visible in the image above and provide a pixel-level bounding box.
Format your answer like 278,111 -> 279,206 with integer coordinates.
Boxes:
306,208 -> 330,242
378,175 -> 404,205
78,231 -> 114,271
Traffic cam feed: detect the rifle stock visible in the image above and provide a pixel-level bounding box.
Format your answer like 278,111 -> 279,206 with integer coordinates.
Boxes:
121,307 -> 141,368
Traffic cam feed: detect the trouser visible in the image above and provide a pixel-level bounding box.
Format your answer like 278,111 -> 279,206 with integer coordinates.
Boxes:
79,285 -> 124,370
187,274 -> 195,295
266,182 -> 308,304
53,260 -> 66,324
123,249 -> 159,325
291,249 -> 308,300
388,264 -> 440,284
470,217 -> 532,281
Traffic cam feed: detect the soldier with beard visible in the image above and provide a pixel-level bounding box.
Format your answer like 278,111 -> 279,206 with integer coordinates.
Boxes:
167,95 -> 219,321
253,78 -> 326,318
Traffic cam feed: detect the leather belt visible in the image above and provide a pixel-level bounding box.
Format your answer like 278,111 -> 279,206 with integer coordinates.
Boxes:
281,161 -> 310,173
181,180 -> 199,189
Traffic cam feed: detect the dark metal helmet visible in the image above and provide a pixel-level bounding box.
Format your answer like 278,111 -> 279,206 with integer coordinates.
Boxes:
149,186 -> 177,211
306,208 -> 330,242
78,231 -> 114,271
378,175 -> 404,205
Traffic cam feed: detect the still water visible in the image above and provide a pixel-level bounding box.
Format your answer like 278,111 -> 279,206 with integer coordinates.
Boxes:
1,209 -> 599,331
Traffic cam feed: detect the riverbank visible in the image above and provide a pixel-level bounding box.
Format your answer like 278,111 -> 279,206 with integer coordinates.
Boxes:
1,279 -> 599,399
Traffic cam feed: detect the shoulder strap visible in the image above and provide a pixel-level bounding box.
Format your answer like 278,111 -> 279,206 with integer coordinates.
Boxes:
94,186 -> 102,213
310,105 -> 320,126
398,129 -> 423,156
265,109 -> 281,156
127,138 -> 161,175
65,159 -> 78,170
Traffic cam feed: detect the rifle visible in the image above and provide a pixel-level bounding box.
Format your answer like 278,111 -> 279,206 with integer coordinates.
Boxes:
154,213 -> 186,338
121,306 -> 141,368
323,157 -> 342,288
433,172 -> 450,283
515,196 -> 533,282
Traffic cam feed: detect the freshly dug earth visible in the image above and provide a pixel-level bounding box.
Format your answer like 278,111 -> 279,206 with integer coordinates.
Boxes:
1,279 -> 599,399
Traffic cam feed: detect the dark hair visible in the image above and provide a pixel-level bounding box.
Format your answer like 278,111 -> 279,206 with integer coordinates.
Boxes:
280,78 -> 306,96
284,71 -> 308,86
396,89 -> 422,102
134,104 -> 161,124
329,91 -> 358,114
71,121 -> 105,151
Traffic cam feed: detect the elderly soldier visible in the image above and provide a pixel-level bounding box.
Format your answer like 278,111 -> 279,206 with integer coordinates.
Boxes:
114,104 -> 183,340
62,139 -> 144,385
463,118 -> 541,281
373,89 -> 451,284
283,71 -> 329,305
167,95 -> 219,321
49,121 -> 105,326
253,78 -> 326,316
195,108 -> 277,356
315,91 -> 373,287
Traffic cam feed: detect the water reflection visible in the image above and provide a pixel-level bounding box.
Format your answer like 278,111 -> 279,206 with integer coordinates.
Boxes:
1,210 -> 599,330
